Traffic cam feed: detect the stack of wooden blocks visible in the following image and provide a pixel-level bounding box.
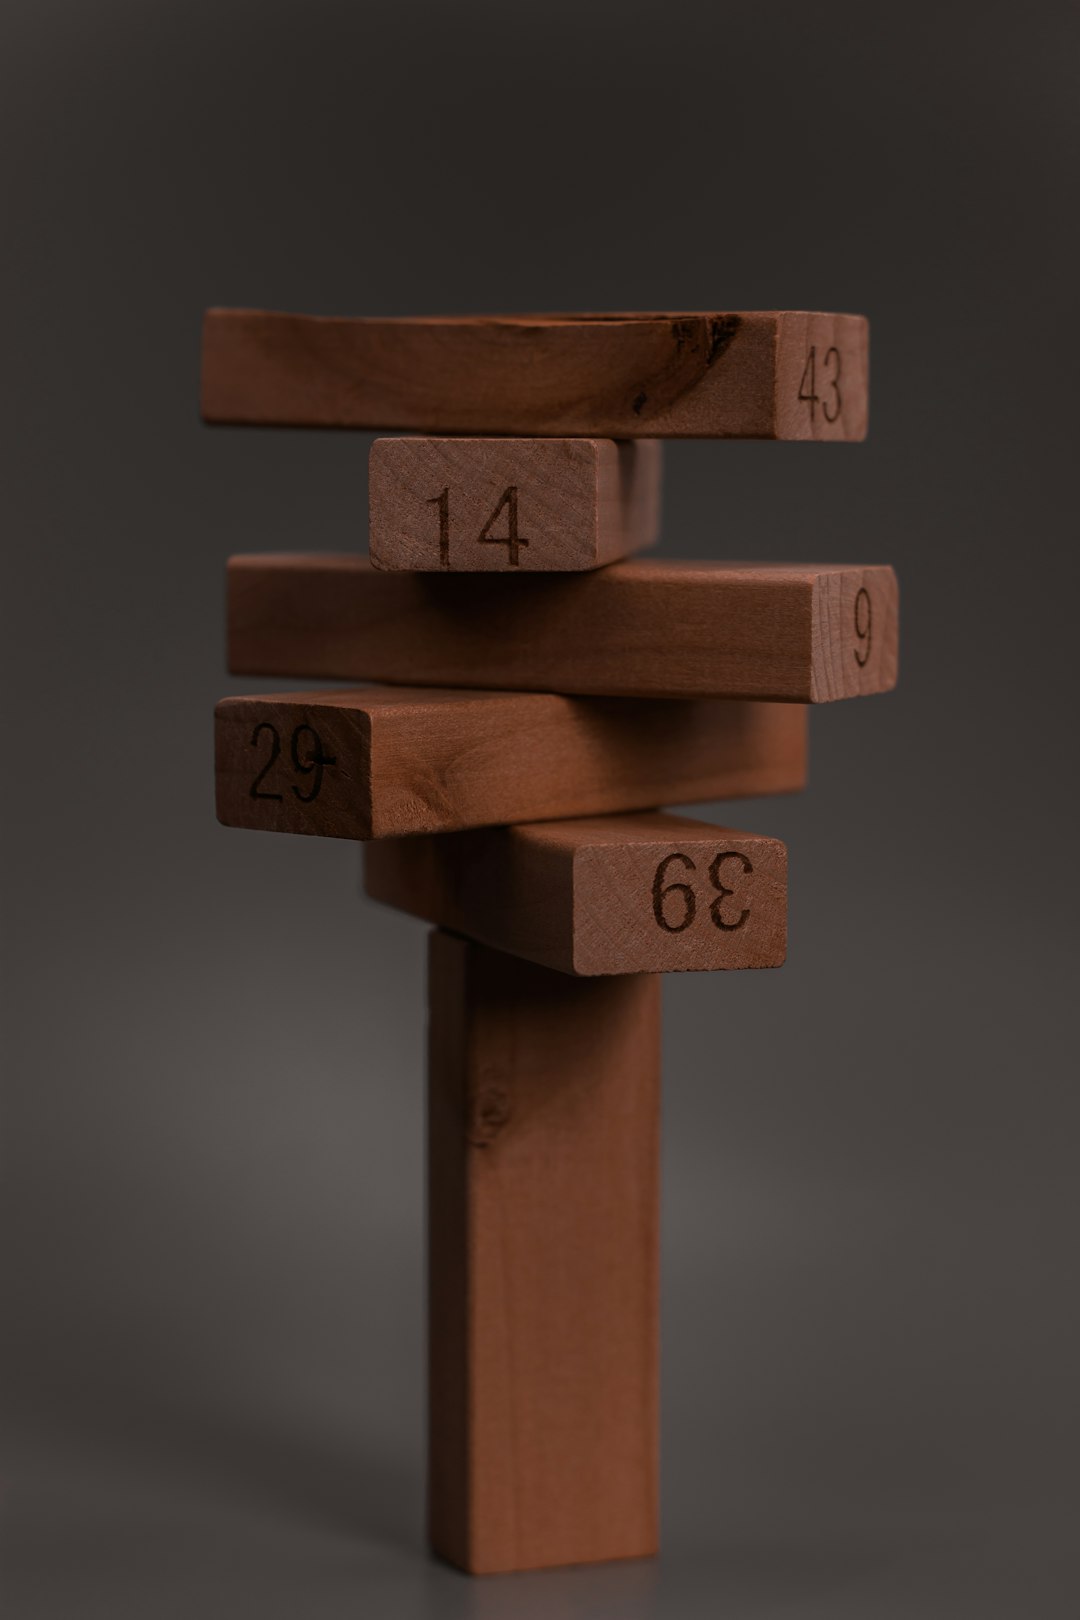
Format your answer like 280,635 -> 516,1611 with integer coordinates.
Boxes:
203,309 -> 898,1576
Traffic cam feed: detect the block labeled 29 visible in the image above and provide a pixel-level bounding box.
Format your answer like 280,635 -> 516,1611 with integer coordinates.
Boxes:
369,437 -> 661,572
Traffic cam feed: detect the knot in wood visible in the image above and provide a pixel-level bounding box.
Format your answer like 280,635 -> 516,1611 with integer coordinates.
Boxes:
467,1085 -> 512,1147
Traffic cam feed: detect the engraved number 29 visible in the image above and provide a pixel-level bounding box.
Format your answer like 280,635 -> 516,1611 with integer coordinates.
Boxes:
249,722 -> 336,803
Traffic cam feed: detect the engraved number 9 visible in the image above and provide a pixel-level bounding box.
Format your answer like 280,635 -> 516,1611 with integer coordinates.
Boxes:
853,587 -> 872,667
290,723 -> 335,803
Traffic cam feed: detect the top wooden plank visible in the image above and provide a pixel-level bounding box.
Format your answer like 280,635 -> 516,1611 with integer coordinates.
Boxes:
200,310 -> 868,439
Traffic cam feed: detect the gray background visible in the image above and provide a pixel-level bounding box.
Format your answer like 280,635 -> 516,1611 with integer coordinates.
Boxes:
3,1 -> 1077,1615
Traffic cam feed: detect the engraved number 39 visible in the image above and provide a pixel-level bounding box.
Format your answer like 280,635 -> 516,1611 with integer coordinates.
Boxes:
651,851 -> 753,933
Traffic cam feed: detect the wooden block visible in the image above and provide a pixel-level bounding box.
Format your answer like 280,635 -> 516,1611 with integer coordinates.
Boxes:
228,555 -> 898,703
201,309 -> 869,440
427,929 -> 660,1573
366,812 -> 787,975
215,686 -> 808,840
369,437 -> 661,572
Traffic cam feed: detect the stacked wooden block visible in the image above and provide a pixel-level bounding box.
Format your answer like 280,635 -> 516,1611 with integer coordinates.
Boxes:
204,310 -> 898,1575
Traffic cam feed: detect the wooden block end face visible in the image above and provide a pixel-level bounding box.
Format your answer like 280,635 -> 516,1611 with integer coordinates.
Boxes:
810,565 -> 899,701
215,693 -> 372,838
369,437 -> 660,571
774,313 -> 869,441
568,820 -> 788,974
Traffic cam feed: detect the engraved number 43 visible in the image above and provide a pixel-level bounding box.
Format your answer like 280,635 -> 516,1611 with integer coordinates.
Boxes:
798,345 -> 842,423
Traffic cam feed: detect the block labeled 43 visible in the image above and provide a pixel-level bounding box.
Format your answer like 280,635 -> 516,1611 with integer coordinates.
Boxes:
201,309 -> 868,439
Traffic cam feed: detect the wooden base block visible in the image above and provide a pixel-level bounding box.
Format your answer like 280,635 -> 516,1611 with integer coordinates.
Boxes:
427,930 -> 660,1574
369,437 -> 661,572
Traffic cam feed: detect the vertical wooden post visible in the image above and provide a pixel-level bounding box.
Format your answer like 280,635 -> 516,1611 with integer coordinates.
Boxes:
427,929 -> 661,1575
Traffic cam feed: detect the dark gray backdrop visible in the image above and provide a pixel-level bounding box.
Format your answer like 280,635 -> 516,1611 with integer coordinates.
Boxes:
4,2 -> 1077,1615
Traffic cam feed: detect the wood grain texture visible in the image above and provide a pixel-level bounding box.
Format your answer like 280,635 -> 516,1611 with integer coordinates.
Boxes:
427,929 -> 660,1573
366,812 -> 787,975
215,686 -> 808,840
201,309 -> 868,440
228,554 -> 898,702
369,437 -> 661,572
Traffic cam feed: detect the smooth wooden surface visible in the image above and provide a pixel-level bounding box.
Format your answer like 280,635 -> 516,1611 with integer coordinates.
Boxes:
201,309 -> 868,439
215,686 -> 808,840
228,555 -> 898,703
427,929 -> 660,1573
369,437 -> 661,572
366,812 -> 787,975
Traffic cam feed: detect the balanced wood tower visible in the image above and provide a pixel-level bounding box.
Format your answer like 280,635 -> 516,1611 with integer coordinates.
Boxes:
204,310 -> 898,1575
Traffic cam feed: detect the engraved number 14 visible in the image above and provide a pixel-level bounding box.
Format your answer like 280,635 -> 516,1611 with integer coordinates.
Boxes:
426,485 -> 530,566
